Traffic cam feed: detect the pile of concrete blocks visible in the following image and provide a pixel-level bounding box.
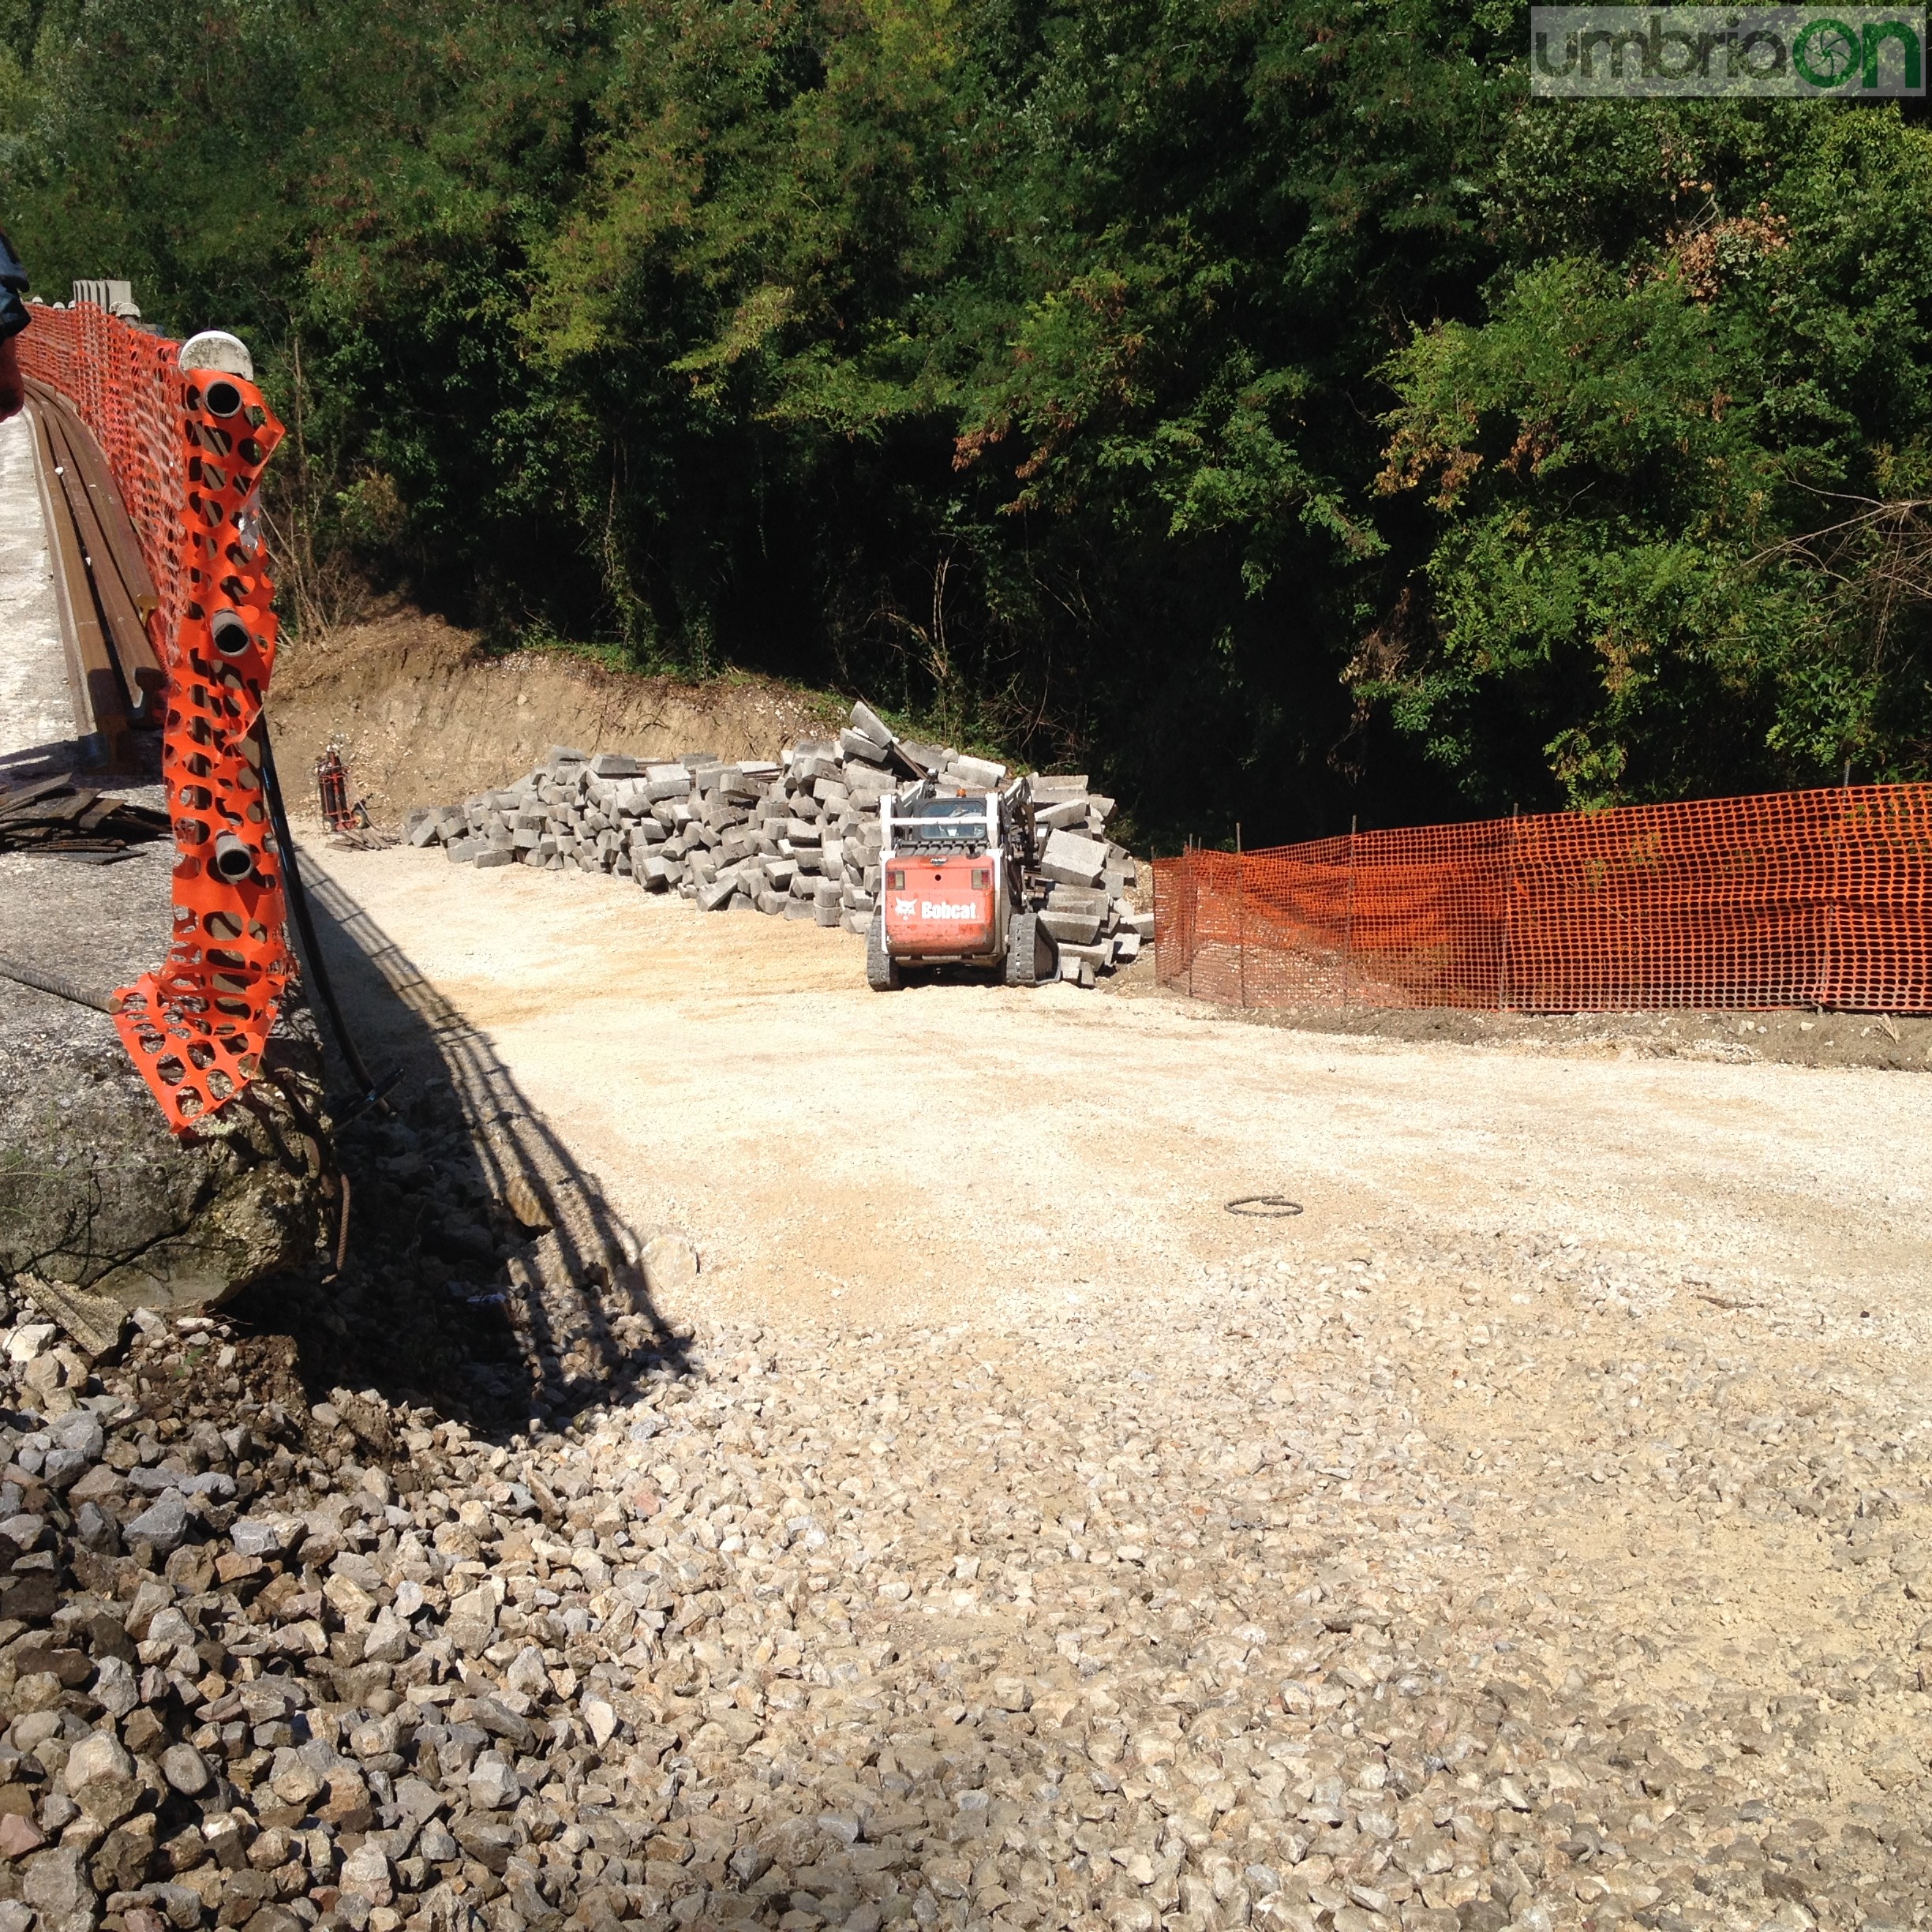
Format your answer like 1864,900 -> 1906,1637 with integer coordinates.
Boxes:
402,702 -> 1151,984
1028,777 -> 1147,985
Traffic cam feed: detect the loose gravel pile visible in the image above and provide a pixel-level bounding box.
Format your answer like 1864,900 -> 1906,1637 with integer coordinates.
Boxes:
399,706 -> 1148,986
2,1192 -> 1929,1932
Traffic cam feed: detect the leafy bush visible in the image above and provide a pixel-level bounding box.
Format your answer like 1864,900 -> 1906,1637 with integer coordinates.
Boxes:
6,0 -> 1930,837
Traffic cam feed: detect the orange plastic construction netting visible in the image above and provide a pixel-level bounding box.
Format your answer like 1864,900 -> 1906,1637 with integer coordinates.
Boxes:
19,303 -> 293,1129
1151,784 -> 1932,1014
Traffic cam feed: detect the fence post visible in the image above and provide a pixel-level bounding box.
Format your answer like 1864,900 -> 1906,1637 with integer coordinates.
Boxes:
1151,849 -> 1159,987
1174,842 -> 1189,1004
1342,814 -> 1357,1008
1236,824 -> 1246,1009
1820,764 -> 1852,1009
1499,803 -> 1520,1011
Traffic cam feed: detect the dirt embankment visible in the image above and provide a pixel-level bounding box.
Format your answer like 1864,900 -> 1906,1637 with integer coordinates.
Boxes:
268,611 -> 848,825
1108,984 -> 1932,1074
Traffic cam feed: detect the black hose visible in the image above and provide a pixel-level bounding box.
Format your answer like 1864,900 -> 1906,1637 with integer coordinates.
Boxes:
0,952 -> 115,1013
256,719 -> 395,1121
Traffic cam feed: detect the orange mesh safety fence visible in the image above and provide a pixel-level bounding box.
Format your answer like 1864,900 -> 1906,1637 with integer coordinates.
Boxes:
1151,784 -> 1932,1014
18,304 -> 292,1129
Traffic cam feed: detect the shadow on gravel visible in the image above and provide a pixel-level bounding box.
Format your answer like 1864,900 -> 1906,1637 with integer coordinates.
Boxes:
0,727 -> 165,788
226,844 -> 691,1443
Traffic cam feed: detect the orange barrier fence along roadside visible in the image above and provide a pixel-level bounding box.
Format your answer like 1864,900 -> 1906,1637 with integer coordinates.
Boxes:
18,302 -> 292,1129
1151,784 -> 1932,1015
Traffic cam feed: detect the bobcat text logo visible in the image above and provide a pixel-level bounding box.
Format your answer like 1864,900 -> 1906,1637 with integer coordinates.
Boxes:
895,896 -> 981,919
1531,6 -> 1925,94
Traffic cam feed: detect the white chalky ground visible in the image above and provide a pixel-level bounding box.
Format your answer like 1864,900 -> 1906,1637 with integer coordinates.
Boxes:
257,841 -> 1932,1930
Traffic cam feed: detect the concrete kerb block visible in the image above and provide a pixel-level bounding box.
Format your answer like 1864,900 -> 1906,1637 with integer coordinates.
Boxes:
1035,798 -> 1090,832
1056,941 -> 1109,968
950,754 -> 1008,789
1039,828 -> 1108,888
841,729 -> 890,766
1039,908 -> 1104,945
1043,883 -> 1109,915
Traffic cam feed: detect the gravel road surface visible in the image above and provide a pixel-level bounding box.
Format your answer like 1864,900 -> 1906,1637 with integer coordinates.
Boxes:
4,841 -> 1926,1932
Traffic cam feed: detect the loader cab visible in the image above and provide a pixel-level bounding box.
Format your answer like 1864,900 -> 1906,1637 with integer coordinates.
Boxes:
883,789 -> 995,856
878,788 -> 1004,964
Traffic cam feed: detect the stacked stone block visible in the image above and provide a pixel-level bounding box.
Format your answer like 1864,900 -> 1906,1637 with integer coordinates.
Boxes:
403,705 -> 1151,984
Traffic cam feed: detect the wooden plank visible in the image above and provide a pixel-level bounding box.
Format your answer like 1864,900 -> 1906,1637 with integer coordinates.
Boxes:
24,375 -> 160,618
0,774 -> 73,812
38,402 -> 163,725
26,399 -> 136,769
25,399 -> 92,743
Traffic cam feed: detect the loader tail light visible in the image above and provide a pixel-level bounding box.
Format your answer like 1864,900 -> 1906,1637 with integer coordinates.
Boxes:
972,869 -> 990,889
888,870 -> 905,889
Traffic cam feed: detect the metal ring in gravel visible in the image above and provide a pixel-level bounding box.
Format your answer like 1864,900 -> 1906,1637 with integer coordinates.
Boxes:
1225,1193 -> 1305,1216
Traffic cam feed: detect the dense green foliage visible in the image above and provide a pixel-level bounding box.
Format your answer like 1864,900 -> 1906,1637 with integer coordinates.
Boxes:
4,0 -> 1931,839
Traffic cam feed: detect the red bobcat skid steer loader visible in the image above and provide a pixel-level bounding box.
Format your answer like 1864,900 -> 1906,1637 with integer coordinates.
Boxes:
867,778 -> 1057,991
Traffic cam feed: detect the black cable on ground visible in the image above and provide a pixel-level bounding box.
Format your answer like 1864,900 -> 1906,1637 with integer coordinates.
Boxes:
0,952 -> 116,1013
256,720 -> 398,1125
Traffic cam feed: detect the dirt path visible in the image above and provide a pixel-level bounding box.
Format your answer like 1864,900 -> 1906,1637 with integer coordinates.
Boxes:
273,841 -> 1932,1929
305,843 -> 1930,1346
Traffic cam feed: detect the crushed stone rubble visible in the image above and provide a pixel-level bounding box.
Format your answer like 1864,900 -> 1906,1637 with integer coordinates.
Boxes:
401,704 -> 1151,987
2,1218 -> 1930,1932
